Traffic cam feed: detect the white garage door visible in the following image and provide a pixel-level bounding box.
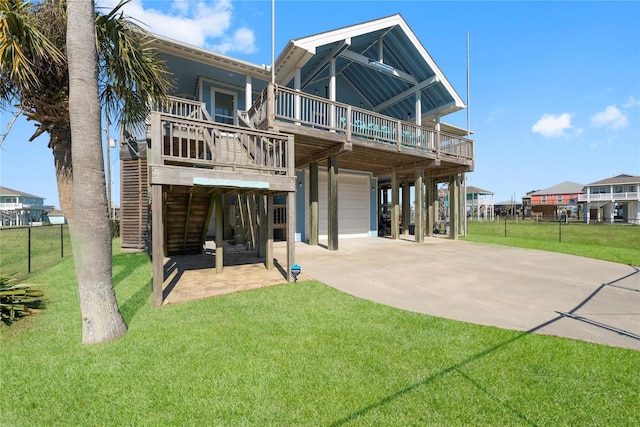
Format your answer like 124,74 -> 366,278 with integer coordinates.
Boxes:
318,171 -> 370,238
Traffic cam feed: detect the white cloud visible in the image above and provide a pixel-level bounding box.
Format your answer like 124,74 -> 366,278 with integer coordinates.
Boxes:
622,95 -> 640,109
531,113 -> 572,137
486,108 -> 505,123
209,27 -> 257,55
590,105 -> 628,129
96,0 -> 256,54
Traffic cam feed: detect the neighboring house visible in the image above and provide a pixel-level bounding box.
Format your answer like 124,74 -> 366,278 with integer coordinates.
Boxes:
466,186 -> 494,220
0,186 -> 54,227
120,15 -> 474,305
579,174 -> 640,224
494,200 -> 523,217
46,209 -> 67,225
527,181 -> 584,220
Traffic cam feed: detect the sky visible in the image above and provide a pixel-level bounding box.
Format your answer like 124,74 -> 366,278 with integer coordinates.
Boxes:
1,0 -> 639,208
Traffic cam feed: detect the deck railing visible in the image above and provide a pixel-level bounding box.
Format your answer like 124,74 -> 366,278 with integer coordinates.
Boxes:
248,84 -> 473,161
578,192 -> 640,202
157,96 -> 213,121
148,111 -> 291,176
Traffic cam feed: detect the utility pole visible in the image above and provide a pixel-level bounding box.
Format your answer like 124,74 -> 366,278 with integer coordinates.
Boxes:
104,110 -> 112,220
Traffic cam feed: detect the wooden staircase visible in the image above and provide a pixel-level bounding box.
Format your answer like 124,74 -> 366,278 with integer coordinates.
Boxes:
164,186 -> 215,255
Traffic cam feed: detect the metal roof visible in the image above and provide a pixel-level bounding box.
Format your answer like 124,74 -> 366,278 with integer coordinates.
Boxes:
466,186 -> 493,195
0,186 -> 44,200
585,174 -> 640,186
275,14 -> 466,123
528,181 -> 584,196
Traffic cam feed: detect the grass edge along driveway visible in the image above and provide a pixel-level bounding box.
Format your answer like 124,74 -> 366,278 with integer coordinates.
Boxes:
2,250 -> 639,426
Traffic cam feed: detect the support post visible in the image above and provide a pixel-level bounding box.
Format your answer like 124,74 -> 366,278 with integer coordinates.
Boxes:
266,194 -> 274,269
309,162 -> 319,246
328,155 -> 339,251
402,179 -> 410,235
449,174 -> 459,240
286,191 -> 296,282
151,184 -> 164,307
415,168 -> 424,243
426,177 -> 435,237
215,194 -> 224,273
258,195 -> 267,258
391,172 -> 399,240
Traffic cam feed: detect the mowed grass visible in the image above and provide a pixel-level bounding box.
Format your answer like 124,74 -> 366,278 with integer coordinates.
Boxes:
2,244 -> 639,426
463,220 -> 640,266
0,225 -> 72,280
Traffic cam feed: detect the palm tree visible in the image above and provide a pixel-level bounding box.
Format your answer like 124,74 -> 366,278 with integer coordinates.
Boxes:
67,0 -> 126,343
0,0 -> 171,223
1,0 -> 171,343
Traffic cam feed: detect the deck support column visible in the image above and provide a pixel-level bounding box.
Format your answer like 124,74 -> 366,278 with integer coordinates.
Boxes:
449,174 -> 459,240
402,179 -> 410,235
257,195 -> 267,258
415,168 -> 424,243
151,184 -> 164,307
286,190 -> 296,282
391,172 -> 400,240
266,194 -> 274,269
215,194 -> 224,273
426,177 -> 435,237
328,155 -> 339,251
309,162 -> 319,246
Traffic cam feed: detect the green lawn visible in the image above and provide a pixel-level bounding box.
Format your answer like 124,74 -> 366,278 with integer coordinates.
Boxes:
0,225 -> 71,280
2,244 -> 639,426
463,220 -> 640,266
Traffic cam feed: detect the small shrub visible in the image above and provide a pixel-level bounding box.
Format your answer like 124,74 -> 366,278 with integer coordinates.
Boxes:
0,274 -> 44,324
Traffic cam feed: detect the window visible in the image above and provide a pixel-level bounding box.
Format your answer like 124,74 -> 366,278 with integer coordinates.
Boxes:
628,185 -> 637,192
614,186 -> 624,193
212,90 -> 235,125
557,195 -> 563,202
541,195 -> 547,203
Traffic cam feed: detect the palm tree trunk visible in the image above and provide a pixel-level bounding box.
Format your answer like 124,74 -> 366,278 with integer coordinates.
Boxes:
50,128 -> 74,225
67,0 -> 126,344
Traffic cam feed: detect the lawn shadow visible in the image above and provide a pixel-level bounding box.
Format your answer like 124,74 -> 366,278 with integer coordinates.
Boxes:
330,267 -> 640,426
112,252 -> 152,325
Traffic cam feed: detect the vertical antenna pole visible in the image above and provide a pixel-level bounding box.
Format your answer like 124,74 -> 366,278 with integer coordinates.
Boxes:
271,0 -> 275,84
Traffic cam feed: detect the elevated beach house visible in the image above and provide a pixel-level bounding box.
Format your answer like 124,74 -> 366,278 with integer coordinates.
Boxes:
120,15 -> 474,305
579,174 -> 640,224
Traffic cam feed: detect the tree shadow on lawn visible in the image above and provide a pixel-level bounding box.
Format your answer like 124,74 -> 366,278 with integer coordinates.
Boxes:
112,253 -> 151,326
330,267 -> 640,426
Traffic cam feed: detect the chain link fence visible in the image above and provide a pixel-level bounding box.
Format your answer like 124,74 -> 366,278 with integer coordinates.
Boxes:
0,225 -> 71,281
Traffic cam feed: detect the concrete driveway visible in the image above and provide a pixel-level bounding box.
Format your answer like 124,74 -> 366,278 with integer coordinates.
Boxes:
279,237 -> 640,351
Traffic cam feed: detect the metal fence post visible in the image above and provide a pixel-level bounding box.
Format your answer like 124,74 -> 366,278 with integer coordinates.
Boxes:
61,224 -> 64,258
28,227 -> 31,273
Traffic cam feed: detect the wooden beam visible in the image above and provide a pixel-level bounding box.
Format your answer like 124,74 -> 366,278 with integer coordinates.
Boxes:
372,159 -> 438,177
328,155 -> 339,251
415,168 -> 424,243
266,194 -> 274,269
449,174 -> 459,240
257,195 -> 267,258
151,184 -> 164,307
150,165 -> 296,192
402,179 -> 410,235
215,194 -> 224,273
309,162 -> 319,246
286,190 -> 296,282
391,172 -> 399,240
340,49 -> 417,84
297,142 -> 352,169
374,75 -> 439,113
426,177 -> 434,238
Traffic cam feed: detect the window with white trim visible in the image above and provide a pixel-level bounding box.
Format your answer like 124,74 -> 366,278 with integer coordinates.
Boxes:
211,89 -> 236,125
